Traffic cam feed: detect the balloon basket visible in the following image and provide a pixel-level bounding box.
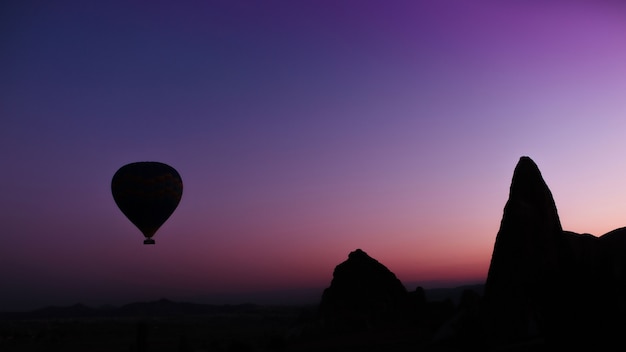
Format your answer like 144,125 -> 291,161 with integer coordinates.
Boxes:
143,238 -> 155,245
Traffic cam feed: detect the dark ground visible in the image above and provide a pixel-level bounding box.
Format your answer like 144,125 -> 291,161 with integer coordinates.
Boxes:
0,304 -> 474,352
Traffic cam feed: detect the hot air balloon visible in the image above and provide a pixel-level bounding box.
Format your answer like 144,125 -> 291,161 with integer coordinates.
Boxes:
111,161 -> 183,244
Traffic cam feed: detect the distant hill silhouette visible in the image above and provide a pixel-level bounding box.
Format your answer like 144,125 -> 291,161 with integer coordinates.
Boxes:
0,285 -> 478,322
0,299 -> 260,320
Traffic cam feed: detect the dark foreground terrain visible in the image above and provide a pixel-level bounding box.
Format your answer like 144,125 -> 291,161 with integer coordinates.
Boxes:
0,302 -> 450,352
0,303 -> 309,352
0,285 -> 479,352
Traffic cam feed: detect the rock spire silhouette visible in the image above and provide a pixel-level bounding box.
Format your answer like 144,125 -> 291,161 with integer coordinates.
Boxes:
484,156 -> 626,349
484,156 -> 568,343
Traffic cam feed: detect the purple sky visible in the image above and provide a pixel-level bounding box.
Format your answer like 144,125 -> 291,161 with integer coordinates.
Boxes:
2,0 -> 626,310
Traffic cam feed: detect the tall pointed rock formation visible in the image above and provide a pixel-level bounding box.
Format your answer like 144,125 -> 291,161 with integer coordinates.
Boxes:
484,156 -> 568,343
483,156 -> 626,349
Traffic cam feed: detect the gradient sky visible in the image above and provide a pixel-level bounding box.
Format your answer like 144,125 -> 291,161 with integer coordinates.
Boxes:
2,0 -> 626,310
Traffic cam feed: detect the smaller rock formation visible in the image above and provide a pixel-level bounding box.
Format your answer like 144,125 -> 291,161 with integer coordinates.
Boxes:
319,249 -> 409,331
598,227 -> 626,303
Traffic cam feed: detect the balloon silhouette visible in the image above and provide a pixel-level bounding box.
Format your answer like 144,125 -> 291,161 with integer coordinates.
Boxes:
111,162 -> 183,244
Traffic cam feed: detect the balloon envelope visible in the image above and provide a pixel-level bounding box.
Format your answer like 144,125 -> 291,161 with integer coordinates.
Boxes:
111,162 -> 183,244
